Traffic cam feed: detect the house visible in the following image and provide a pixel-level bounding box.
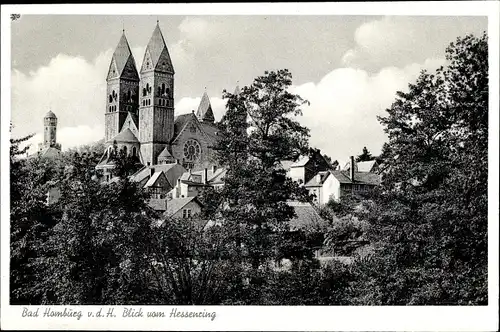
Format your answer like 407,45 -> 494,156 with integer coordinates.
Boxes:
280,149 -> 332,184
327,156 -> 381,202
164,196 -> 203,219
304,171 -> 332,205
46,180 -> 61,205
304,156 -> 381,205
127,162 -> 186,210
170,166 -> 226,199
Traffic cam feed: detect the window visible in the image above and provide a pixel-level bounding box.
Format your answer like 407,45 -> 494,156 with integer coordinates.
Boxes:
132,147 -> 137,157
183,139 -> 201,162
161,83 -> 166,95
182,209 -> 192,219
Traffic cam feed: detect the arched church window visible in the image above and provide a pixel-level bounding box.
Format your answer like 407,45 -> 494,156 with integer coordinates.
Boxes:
166,88 -> 170,98
162,83 -> 166,95
157,86 -> 161,97
127,90 -> 131,102
132,146 -> 137,157
109,94 -> 113,103
143,88 -> 147,97
123,146 -> 128,156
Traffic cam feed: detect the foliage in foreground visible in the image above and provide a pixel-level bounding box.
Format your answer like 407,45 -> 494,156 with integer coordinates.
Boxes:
9,33 -> 489,305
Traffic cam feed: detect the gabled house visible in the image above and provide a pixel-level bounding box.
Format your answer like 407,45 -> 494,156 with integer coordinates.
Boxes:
164,196 -> 203,219
281,149 -> 332,184
305,156 -> 381,205
304,171 -> 332,205
327,156 -> 381,202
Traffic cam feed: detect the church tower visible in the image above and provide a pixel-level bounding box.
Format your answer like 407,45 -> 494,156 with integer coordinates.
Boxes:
139,22 -> 175,166
105,31 -> 140,142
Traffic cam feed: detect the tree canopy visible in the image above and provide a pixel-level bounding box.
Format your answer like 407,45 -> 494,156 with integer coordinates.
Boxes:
347,32 -> 488,305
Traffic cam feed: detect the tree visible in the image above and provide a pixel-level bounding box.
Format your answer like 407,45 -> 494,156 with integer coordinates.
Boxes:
148,217 -> 243,304
214,69 -> 312,270
350,33 -> 488,304
42,173 -> 158,304
356,146 -> 375,162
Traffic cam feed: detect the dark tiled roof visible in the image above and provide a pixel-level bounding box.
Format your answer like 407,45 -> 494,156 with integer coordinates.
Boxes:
304,171 -> 330,187
173,113 -> 194,139
331,170 -> 380,185
199,122 -> 219,141
172,112 -> 219,143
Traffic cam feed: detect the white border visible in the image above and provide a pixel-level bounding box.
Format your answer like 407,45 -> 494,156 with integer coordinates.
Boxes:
1,2 -> 499,331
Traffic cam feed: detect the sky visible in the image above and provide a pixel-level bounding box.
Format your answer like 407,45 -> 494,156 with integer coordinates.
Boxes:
10,14 -> 487,163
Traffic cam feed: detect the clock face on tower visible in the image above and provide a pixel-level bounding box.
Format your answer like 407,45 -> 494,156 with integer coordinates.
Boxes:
183,139 -> 201,162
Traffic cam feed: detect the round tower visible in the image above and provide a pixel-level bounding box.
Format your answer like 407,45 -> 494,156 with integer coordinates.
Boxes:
44,110 -> 58,147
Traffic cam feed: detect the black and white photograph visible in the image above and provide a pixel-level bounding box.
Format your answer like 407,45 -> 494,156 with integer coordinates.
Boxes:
1,2 -> 499,331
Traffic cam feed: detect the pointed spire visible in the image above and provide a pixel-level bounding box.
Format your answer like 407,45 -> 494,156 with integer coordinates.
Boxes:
196,91 -> 215,123
107,32 -> 139,81
141,23 -> 174,74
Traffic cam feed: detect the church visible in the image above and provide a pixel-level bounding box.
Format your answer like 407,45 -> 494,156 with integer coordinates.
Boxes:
98,22 -> 222,173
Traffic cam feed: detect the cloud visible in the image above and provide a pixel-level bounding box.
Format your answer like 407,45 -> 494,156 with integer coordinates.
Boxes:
290,57 -> 446,165
175,96 -> 226,121
23,124 -> 105,155
342,16 -> 486,71
11,49 -> 112,143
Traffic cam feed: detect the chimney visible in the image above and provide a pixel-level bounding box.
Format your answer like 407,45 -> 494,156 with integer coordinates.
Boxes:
203,168 -> 208,184
350,156 -> 355,182
212,165 -> 217,173
150,167 -> 155,178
